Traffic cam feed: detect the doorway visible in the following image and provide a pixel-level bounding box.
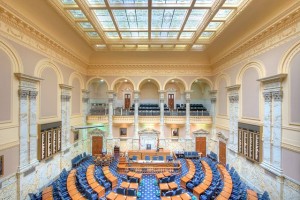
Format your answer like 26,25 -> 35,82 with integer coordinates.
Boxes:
168,94 -> 174,110
92,136 -> 103,156
124,94 -> 131,109
195,137 -> 206,157
219,141 -> 226,165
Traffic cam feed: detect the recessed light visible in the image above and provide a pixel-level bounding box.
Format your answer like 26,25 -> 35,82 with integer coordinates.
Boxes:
171,80 -> 175,83
124,79 -> 128,82
148,80 -> 151,82
100,79 -> 104,82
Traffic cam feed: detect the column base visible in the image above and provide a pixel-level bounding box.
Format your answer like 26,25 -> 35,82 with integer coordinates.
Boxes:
29,159 -> 39,167
17,163 -> 32,174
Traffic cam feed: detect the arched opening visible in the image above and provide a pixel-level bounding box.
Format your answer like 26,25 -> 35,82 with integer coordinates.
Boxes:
88,78 -> 109,115
190,79 -> 211,116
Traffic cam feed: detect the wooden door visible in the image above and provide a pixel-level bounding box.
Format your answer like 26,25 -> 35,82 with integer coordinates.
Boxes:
219,141 -> 226,165
92,136 -> 103,156
168,94 -> 174,110
196,137 -> 206,157
124,94 -> 131,109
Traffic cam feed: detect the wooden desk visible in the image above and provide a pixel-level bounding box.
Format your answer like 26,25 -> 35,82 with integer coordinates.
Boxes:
180,193 -> 191,200
128,150 -> 171,161
106,192 -> 118,200
120,181 -> 130,189
215,164 -> 233,200
168,182 -> 178,190
115,195 -> 127,200
193,160 -> 213,199
172,196 -> 182,200
161,197 -> 172,200
163,171 -> 171,177
67,169 -> 85,200
86,165 -> 105,198
156,173 -> 164,180
129,183 -> 139,190
159,183 -> 169,195
126,196 -> 137,200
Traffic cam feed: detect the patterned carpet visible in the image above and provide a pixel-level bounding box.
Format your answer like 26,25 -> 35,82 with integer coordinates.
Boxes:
108,157 -> 195,200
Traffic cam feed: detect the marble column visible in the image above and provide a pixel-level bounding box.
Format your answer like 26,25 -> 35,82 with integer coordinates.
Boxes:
185,91 -> 192,139
227,85 -> 240,153
28,91 -> 39,165
262,91 -> 272,165
159,90 -> 165,139
258,74 -> 286,176
60,84 -> 72,151
133,90 -> 140,139
272,91 -> 283,173
82,90 -> 89,152
107,90 -> 114,139
15,73 -> 42,172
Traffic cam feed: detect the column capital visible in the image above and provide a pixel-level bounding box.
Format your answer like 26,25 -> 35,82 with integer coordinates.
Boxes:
133,90 -> 140,100
61,94 -> 71,102
29,91 -> 38,99
210,90 -> 217,103
185,90 -> 192,101
81,89 -> 89,94
263,91 -> 272,102
19,89 -> 30,100
272,91 -> 283,102
229,95 -> 239,103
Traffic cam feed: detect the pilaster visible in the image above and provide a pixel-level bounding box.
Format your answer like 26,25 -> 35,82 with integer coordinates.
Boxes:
210,90 -> 217,140
60,84 -> 72,151
185,91 -> 192,139
133,90 -> 140,139
258,74 -> 286,176
15,73 -> 42,172
81,89 -> 89,151
159,90 -> 165,140
107,90 -> 115,139
227,84 -> 240,153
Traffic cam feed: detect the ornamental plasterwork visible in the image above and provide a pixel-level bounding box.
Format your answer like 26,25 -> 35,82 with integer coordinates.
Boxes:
272,91 -> 283,102
90,128 -> 105,137
217,132 -> 228,142
138,128 -> 160,136
0,5 -> 87,74
192,129 -> 209,138
263,92 -> 272,102
213,9 -> 300,74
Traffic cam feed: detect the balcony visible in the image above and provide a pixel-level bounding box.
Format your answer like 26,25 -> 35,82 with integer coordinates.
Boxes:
190,116 -> 212,124
139,116 -> 160,124
113,115 -> 134,124
87,115 -> 108,124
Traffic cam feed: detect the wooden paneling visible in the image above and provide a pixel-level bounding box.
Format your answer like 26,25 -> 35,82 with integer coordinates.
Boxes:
92,136 -> 103,156
196,137 -> 206,156
219,141 -> 226,165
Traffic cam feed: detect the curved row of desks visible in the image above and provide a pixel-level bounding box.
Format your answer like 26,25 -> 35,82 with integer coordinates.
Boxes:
106,191 -> 137,200
67,169 -> 85,200
86,165 -> 105,198
161,193 -> 192,200
216,164 -> 233,200
103,166 -> 118,188
180,159 -> 195,189
193,160 -> 213,199
42,186 -> 53,200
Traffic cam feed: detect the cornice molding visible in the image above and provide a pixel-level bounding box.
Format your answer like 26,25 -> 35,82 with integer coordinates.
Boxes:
212,7 -> 300,74
87,64 -> 212,76
257,74 -> 287,84
0,3 -> 88,74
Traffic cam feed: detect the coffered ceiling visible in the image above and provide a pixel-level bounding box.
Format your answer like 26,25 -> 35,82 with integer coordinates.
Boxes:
48,0 -> 251,51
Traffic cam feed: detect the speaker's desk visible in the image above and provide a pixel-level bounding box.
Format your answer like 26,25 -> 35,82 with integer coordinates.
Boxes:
128,150 -> 171,161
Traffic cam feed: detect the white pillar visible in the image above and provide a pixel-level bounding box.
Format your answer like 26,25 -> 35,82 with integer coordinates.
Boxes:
82,90 -> 89,151
28,91 -> 39,165
133,90 -> 140,139
227,85 -> 240,153
159,90 -> 165,139
185,91 -> 191,139
258,74 -> 286,176
60,84 -> 72,150
15,73 -> 42,172
262,91 -> 272,164
107,91 -> 114,139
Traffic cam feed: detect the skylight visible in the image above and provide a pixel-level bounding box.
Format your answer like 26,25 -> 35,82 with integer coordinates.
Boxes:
51,0 -> 250,51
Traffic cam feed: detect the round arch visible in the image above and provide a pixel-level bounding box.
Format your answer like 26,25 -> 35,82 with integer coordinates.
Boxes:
68,72 -> 85,90
86,76 -> 109,89
214,73 -> 230,90
34,59 -> 64,84
137,77 -> 162,90
0,39 -> 23,73
189,77 -> 213,91
111,77 -> 136,91
278,42 -> 300,74
236,61 -> 265,84
163,77 -> 188,91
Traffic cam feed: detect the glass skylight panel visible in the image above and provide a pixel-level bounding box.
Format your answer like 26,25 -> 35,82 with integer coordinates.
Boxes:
61,0 -> 76,5
206,22 -> 223,30
184,9 -> 208,30
79,22 -> 93,29
200,31 -> 213,38
180,32 -> 194,39
163,45 -> 174,48
195,0 -> 215,6
109,0 -> 148,4
153,0 -> 192,4
87,32 -> 100,37
151,32 -> 178,38
138,45 -> 148,48
94,10 -> 115,30
192,44 -> 205,50
113,9 -> 148,30
87,0 -> 105,5
69,10 -> 86,19
176,45 -> 187,48
105,32 -> 119,38
224,0 -> 242,6
120,32 -> 148,38
152,9 -> 187,30
95,44 -> 106,48
213,9 -> 234,20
